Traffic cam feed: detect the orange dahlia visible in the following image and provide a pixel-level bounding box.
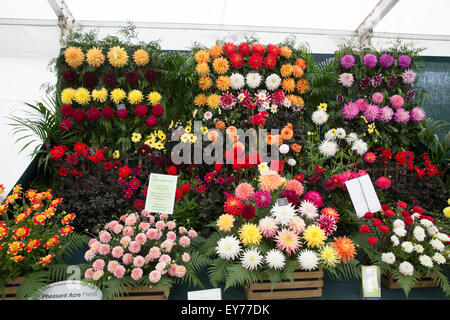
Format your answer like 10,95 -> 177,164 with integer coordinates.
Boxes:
207,94 -> 221,109
33,213 -> 46,225
12,226 -> 31,240
212,57 -> 229,74
196,62 -> 210,74
194,93 -> 208,107
14,212 -> 28,224
209,45 -> 223,58
292,143 -> 302,153
215,121 -> 226,130
321,207 -> 340,222
216,76 -> 231,91
292,65 -> 304,78
107,46 -> 128,67
133,49 -> 150,66
296,79 -> 310,94
64,47 -> 84,68
280,46 -> 292,59
260,170 -> 282,192
332,236 -> 356,263
195,50 -> 210,64
44,235 -> 59,249
296,58 -> 307,70
280,64 -> 293,78
281,126 -> 294,140
86,47 -> 105,67
282,78 -> 296,93
198,76 -> 213,90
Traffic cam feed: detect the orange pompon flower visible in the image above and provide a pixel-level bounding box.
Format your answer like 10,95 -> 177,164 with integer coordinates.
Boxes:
194,93 -> 208,107
295,58 -> 307,70
50,198 -> 63,208
212,57 -> 229,75
296,79 -> 310,94
292,65 -> 304,78
133,49 -> 149,66
33,213 -> 47,225
195,62 -> 210,74
39,254 -> 55,266
25,189 -> 37,201
86,47 -> 105,67
215,121 -> 226,131
332,236 -> 356,263
195,50 -> 210,64
7,241 -> 24,255
61,213 -> 76,225
281,126 -> 294,140
60,226 -> 74,236
216,76 -> 231,91
64,47 -> 85,68
12,226 -> 31,240
209,45 -> 223,58
11,255 -> 25,262
291,143 -> 302,153
0,222 -> 9,239
280,46 -> 293,59
282,78 -> 296,93
25,239 -> 40,252
259,170 -> 282,192
280,64 -> 293,78
321,207 -> 340,223
198,76 -> 213,91
44,236 -> 60,249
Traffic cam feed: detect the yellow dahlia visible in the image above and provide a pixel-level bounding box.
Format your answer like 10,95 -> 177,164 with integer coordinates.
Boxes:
212,57 -> 229,75
282,78 -> 296,93
296,79 -> 310,94
110,88 -> 126,104
216,214 -> 235,232
194,93 -> 207,107
133,49 -> 149,66
131,132 -> 142,143
61,88 -> 76,104
216,76 -> 231,91
280,46 -> 292,59
128,90 -> 143,104
207,94 -> 221,109
209,45 -> 223,58
198,76 -> 213,91
147,91 -> 162,106
196,62 -> 210,74
86,47 -> 105,67
292,65 -> 304,78
280,64 -> 293,78
112,150 -> 120,159
239,223 -> 262,246
92,87 -> 108,103
74,87 -> 91,105
303,225 -> 327,248
319,244 -> 339,268
64,47 -> 84,68
195,50 -> 210,64
108,46 -> 128,67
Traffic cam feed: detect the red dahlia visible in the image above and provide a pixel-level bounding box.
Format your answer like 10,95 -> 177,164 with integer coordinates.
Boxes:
240,204 -> 256,220
72,109 -> 86,122
146,115 -> 157,127
238,43 -> 251,56
248,55 -> 263,70
102,72 -> 117,88
180,184 -> 190,194
224,195 -> 244,216
263,54 -> 277,69
102,106 -> 114,119
152,104 -> 164,117
368,237 -> 378,245
364,212 -> 374,219
135,104 -> 148,117
61,104 -> 73,117
167,166 -> 177,175
267,44 -> 281,56
59,120 -> 72,131
229,53 -> 243,68
87,108 -> 100,121
251,43 -> 265,56
116,109 -> 128,119
360,225 -> 371,234
175,188 -> 183,201
223,42 -> 237,57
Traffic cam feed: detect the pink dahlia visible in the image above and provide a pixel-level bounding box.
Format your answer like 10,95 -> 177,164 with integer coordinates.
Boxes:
149,246 -> 162,259
398,55 -> 411,68
166,231 -> 177,242
155,221 -> 166,230
128,241 -> 141,254
390,95 -> 404,109
275,228 -> 301,255
364,104 -> 380,122
356,98 -> 369,112
179,236 -> 191,247
284,179 -> 304,196
161,239 -> 174,252
175,265 -> 187,278
235,183 -> 255,202
258,216 -> 278,237
317,214 -> 337,236
410,106 -> 426,123
107,261 -> 119,273
288,216 -> 306,234
125,214 -> 137,226
182,252 -> 191,263
220,93 -> 236,110
378,106 -> 394,123
135,232 -> 147,245
376,176 -> 391,190
363,54 -> 377,68
131,268 -> 143,281
394,108 -> 410,123
98,244 -> 110,255
372,92 -> 384,105
133,255 -> 145,268
120,236 -> 131,248
340,54 -> 355,69
122,253 -> 133,265
84,268 -> 94,279
338,73 -> 354,87
149,270 -> 161,283
99,231 -> 111,243
188,230 -> 198,238
113,265 -> 126,279
303,191 -> 323,208
253,190 -> 272,208
92,259 -> 105,271
159,254 -> 171,265
402,69 -> 416,84
364,152 -> 377,164
112,246 -> 124,258
341,101 -> 359,120
166,221 -> 176,230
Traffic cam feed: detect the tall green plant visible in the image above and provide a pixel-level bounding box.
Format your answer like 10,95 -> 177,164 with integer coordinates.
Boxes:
418,118 -> 450,171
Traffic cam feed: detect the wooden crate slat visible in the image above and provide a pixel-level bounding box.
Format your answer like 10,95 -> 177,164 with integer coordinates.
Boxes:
4,286 -> 20,295
381,275 -> 438,290
114,286 -> 168,300
249,280 -> 323,291
247,288 -> 322,300
5,277 -> 25,285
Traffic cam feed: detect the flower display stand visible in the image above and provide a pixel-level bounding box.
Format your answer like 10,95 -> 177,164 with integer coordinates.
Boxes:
381,274 -> 438,290
115,286 -> 168,300
244,269 -> 323,300
2,277 -> 24,300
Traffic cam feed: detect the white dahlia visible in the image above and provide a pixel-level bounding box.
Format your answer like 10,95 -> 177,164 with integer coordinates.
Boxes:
414,244 -> 424,253
345,132 -> 358,144
351,139 -> 368,155
230,73 -> 245,90
215,236 -> 241,260
298,200 -> 319,220
413,226 -> 426,242
391,235 -> 400,246
265,249 -> 286,270
335,128 -> 346,139
270,203 -> 297,226
381,252 -> 396,265
433,252 -> 446,265
436,233 -> 449,242
420,219 -> 433,228
241,248 -> 263,270
419,254 -> 433,268
427,225 -> 439,236
246,72 -> 262,89
324,129 -> 336,141
430,239 -> 444,252
311,109 -> 329,126
399,261 -> 414,276
265,73 -> 281,91
401,241 -> 414,253
393,227 -> 407,238
319,140 -> 338,157
393,219 -> 405,229
297,249 -> 319,271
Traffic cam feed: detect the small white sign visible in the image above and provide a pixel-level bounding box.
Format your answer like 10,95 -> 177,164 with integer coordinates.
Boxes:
38,280 -> 102,300
187,288 -> 222,300
145,173 -> 178,215
345,174 -> 382,217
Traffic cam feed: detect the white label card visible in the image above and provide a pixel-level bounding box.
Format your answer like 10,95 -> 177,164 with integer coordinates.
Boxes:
345,174 -> 381,217
38,280 -> 102,300
145,173 -> 178,215
187,288 -> 222,300
359,174 -> 382,213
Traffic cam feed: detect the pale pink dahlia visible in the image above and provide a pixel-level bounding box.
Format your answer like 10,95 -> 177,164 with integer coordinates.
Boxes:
98,244 -> 110,255
122,253 -> 133,265
402,69 -> 416,84
372,92 -> 384,105
113,265 -> 126,279
146,228 -> 162,240
188,230 -> 198,238
84,268 -> 94,279
182,252 -> 191,263
133,255 -> 145,268
155,221 -> 166,230
131,268 -> 143,281
235,183 -> 255,202
284,179 -> 304,196
99,231 -> 111,243
410,106 -> 426,123
149,246 -> 162,259
394,108 -> 410,123
179,236 -> 191,247
128,240 -> 141,254
175,265 -> 187,278
338,73 -> 354,87
149,270 -> 162,283
378,106 -> 394,123
166,221 -> 176,230
122,226 -> 134,237
289,216 -> 306,234
275,228 -> 301,255
92,259 -> 105,271
258,216 -> 278,238
166,231 -> 177,242
107,261 -> 119,273
112,246 -> 124,258
125,213 -> 137,226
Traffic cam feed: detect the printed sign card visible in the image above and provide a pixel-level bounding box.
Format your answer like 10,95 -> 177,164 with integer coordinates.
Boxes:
38,280 -> 102,300
345,174 -> 382,217
276,198 -> 289,207
145,173 -> 178,215
361,266 -> 381,300
187,288 -> 222,300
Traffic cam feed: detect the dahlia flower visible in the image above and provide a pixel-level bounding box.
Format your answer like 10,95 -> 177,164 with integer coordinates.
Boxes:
275,228 -> 301,255
298,249 -> 319,271
341,102 -> 359,120
246,72 -> 262,89
338,73 -> 354,87
311,109 -> 329,125
266,73 -> 282,91
239,223 -> 262,246
230,73 -> 245,90
319,140 -> 338,157
340,54 -> 355,69
402,69 -> 416,84
398,55 -> 411,68
378,106 -> 394,123
298,200 -> 319,220
258,216 -> 278,238
394,108 -> 410,123
216,236 -> 241,260
319,244 -> 339,268
265,249 -> 286,270
241,248 -> 263,270
410,106 -> 426,122
363,53 -> 377,68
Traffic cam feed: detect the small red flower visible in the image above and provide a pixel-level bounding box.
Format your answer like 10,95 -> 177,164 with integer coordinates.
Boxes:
134,199 -> 145,211
175,188 -> 183,201
248,54 -> 263,70
372,219 -> 382,227
397,201 -> 407,209
60,226 -> 74,235
119,166 -> 131,178
404,216 -> 414,226
378,225 -> 389,234
103,162 -> 114,171
368,237 -> 378,245
400,210 -> 411,217
359,225 -> 371,234
384,210 -> 395,217
58,167 -> 69,176
167,166 -> 177,175
223,42 -> 237,57
251,43 -> 265,56
238,43 -> 251,56
364,212 -> 374,219
180,184 -> 190,194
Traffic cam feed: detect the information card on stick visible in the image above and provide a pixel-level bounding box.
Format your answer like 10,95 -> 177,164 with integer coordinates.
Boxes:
145,173 -> 178,215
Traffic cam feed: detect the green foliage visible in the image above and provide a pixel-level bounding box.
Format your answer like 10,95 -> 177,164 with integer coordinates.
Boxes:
56,232 -> 91,262
15,271 -> 49,300
418,118 -> 450,171
390,270 -> 421,298
326,258 -> 361,281
224,262 -> 259,291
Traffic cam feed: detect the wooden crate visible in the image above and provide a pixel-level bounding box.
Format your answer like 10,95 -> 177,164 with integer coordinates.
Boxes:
381,274 -> 438,290
2,277 -> 25,300
115,286 -> 168,300
244,269 -> 323,300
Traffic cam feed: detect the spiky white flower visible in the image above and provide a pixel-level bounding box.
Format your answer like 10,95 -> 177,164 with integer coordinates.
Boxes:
279,144 -> 289,154
391,235 -> 400,246
324,129 -> 336,141
393,219 -> 405,229
420,219 -> 433,228
298,249 -> 319,271
265,249 -> 286,270
401,241 -> 414,253
319,140 -> 338,157
427,225 -> 439,236
399,261 -> 414,276
433,252 -> 446,265
270,203 -> 297,226
346,132 -> 358,144
258,162 -> 269,173
414,244 -> 424,253
430,239 -> 444,252
419,254 -> 433,268
351,139 -> 368,155
436,233 -> 449,242
246,72 -> 262,89
265,73 -> 282,91
312,109 -> 329,126
241,248 -> 263,270
393,227 -> 407,237
215,236 -> 241,260
335,128 -> 346,139
287,158 -> 296,166
381,252 -> 396,264
230,73 -> 245,90
283,99 -> 292,108
257,90 -> 269,101
298,200 -> 319,220
413,226 -> 426,242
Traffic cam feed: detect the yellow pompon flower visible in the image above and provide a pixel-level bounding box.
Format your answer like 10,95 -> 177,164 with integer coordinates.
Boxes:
448,198 -> 450,205
86,47 -> 105,67
216,76 -> 231,91
207,94 -> 221,109
64,47 -> 84,68
280,64 -> 293,78
61,88 -> 76,104
201,126 -> 208,135
110,88 -> 126,104
318,103 -> 327,111
108,46 -> 128,67
280,46 -> 292,59
216,214 -> 235,232
198,76 -> 213,91
212,57 -> 229,75
92,87 -> 108,103
239,223 -> 262,246
319,244 -> 339,268
209,45 -> 223,59
195,50 -> 210,64
112,150 -> 120,159
194,93 -> 207,107
189,134 -> 197,144
128,90 -> 143,105
296,79 -> 310,94
292,65 -> 304,78
133,49 -> 149,66
74,87 -> 91,105
443,206 -> 450,218
303,225 -> 327,248
131,133 -> 142,143
147,91 -> 162,106
282,78 -> 296,93
195,62 -> 210,74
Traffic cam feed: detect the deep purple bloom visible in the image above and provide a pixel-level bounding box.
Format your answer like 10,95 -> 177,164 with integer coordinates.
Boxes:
363,54 -> 377,68
405,88 -> 416,100
82,71 -> 98,89
102,72 -> 117,88
340,54 -> 355,69
125,70 -> 139,86
360,77 -> 371,89
336,94 -> 344,104
280,190 -> 300,206
380,53 -> 394,68
371,73 -> 383,87
63,69 -> 77,84
387,75 -> 398,88
144,68 -> 158,83
398,55 -> 411,68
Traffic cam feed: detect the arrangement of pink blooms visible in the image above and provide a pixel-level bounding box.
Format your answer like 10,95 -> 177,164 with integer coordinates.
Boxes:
83,210 -> 198,287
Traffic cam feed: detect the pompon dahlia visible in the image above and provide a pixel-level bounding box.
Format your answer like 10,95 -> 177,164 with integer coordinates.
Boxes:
133,49 -> 149,66
298,249 -> 319,271
216,214 -> 235,232
240,204 -> 256,220
317,214 -> 337,236
253,190 -> 271,208
108,46 -> 128,67
239,223 -> 262,246
258,216 -> 278,238
332,236 -> 356,263
380,53 -> 394,68
64,47 -> 84,68
340,54 -> 355,69
398,55 -> 411,68
341,102 -> 359,120
275,228 -> 301,255
213,57 -> 229,74
289,216 -> 306,234
224,195 -> 244,216
390,95 -> 404,109
304,191 -> 323,208
378,106 -> 394,122
363,53 -> 377,68
235,183 -> 255,202
102,72 -> 117,88
321,207 -> 340,222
